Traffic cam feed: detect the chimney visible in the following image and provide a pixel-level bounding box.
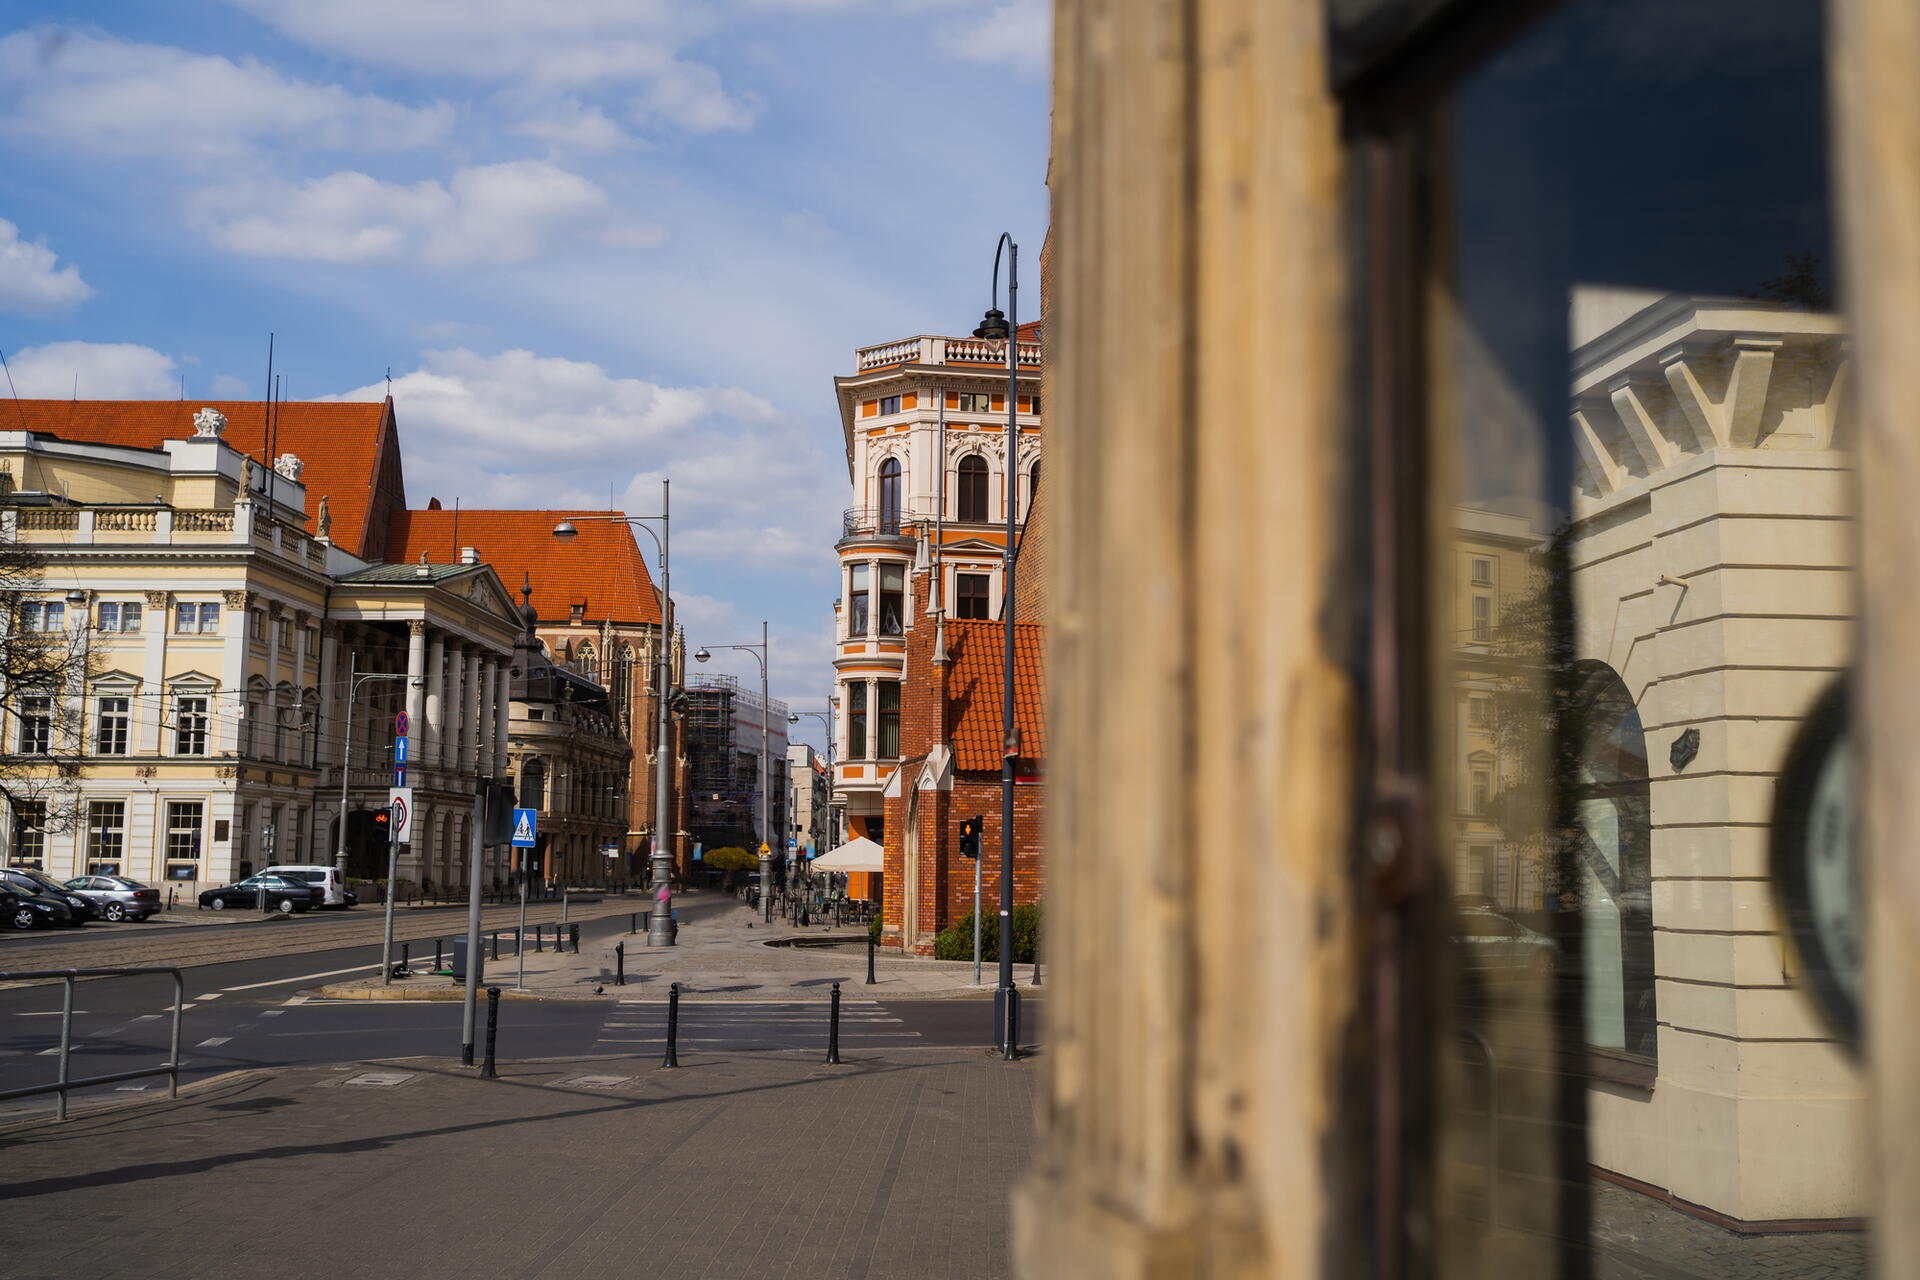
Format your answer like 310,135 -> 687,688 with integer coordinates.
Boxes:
459,546 -> 479,564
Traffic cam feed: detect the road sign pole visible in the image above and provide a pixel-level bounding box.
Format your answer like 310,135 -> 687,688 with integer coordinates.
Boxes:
461,785 -> 485,1065
381,798 -> 400,986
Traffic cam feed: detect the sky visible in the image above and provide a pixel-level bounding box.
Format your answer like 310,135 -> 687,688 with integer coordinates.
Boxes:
0,0 -> 1052,756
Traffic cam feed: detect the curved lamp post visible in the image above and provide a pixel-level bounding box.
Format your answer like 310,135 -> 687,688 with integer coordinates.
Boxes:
695,622 -> 772,922
552,480 -> 677,946
975,231 -> 1023,1058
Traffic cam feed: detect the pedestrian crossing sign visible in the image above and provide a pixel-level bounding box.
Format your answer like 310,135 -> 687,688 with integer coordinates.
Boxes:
511,808 -> 538,847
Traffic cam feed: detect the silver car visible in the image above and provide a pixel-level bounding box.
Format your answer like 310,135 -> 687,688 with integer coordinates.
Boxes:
63,875 -> 163,922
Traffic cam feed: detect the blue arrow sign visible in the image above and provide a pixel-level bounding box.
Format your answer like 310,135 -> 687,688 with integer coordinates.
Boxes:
394,736 -> 409,765
510,808 -> 538,848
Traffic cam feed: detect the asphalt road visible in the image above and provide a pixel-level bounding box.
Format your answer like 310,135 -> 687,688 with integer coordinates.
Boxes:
0,907 -> 1041,1121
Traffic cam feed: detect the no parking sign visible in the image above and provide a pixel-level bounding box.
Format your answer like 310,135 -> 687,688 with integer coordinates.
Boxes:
388,787 -> 413,843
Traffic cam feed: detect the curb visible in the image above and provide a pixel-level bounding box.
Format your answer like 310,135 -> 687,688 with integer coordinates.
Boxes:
0,1067 -> 265,1134
314,982 -> 563,1001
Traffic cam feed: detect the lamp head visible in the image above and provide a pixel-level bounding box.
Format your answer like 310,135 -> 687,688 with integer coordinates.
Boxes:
551,521 -> 578,539
694,647 -> 712,663
787,713 -> 800,724
973,306 -> 1010,341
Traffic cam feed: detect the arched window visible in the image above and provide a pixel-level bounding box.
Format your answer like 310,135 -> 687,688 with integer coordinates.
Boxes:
611,645 -> 635,734
877,458 -> 902,533
957,454 -> 988,522
1568,661 -> 1656,1061
576,643 -> 598,682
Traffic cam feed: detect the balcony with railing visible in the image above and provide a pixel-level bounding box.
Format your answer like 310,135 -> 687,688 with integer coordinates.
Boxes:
8,503 -> 322,568
838,506 -> 918,546
855,334 -> 1042,372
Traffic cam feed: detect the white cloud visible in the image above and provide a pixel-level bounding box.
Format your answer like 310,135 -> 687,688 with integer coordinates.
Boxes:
229,1 -> 758,132
513,98 -> 632,151
0,28 -> 451,165
322,347 -> 838,574
3,341 -> 177,398
0,219 -> 91,312
600,222 -> 669,250
195,161 -> 607,265
938,0 -> 1050,74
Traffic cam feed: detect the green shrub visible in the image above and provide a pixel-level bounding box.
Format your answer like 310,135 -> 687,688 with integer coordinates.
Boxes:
933,902 -> 1041,964
704,847 -> 757,874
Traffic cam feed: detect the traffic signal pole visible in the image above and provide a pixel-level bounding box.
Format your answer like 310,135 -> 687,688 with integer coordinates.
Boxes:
973,822 -> 983,985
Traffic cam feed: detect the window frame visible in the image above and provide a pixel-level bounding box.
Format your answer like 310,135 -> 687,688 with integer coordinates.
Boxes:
95,694 -> 131,756
957,454 -> 989,522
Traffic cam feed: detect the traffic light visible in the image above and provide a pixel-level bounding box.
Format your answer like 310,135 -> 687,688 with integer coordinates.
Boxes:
958,815 -> 982,860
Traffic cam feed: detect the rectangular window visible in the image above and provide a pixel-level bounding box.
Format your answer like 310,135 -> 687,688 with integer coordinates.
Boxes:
848,564 -> 870,636
18,695 -> 52,754
1470,595 -> 1492,643
241,700 -> 259,756
95,695 -> 130,755
878,395 -> 902,416
956,573 -> 991,620
1467,695 -> 1491,730
97,601 -> 142,633
848,683 -> 868,759
956,391 -> 991,412
1470,769 -> 1491,816
165,801 -> 204,863
87,801 -> 125,869
276,617 -> 292,649
174,695 -> 209,755
11,801 -> 45,868
250,610 -> 264,640
878,564 -> 905,636
878,682 -> 900,759
1471,557 -> 1493,586
1030,393 -> 1041,415
175,601 -> 220,634
21,601 -> 64,632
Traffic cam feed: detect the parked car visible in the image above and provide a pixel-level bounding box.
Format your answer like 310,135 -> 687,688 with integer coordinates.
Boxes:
1452,908 -> 1559,980
199,875 -> 324,913
1,885 -> 73,930
62,875 -> 162,922
0,867 -> 96,924
262,864 -> 350,908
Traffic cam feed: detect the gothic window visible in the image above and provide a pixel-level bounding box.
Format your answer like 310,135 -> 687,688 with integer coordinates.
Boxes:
958,454 -> 988,522
878,458 -> 903,533
577,643 -> 599,682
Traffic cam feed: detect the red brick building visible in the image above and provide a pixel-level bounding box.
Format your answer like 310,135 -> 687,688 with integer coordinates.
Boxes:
879,502 -> 1046,955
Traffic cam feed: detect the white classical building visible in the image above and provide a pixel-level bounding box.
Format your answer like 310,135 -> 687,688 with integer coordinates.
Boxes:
1564,291 -> 1861,1224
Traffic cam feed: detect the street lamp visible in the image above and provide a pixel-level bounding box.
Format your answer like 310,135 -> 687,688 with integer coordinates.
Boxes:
695,621 -> 772,922
552,480 -> 678,946
330,658 -> 425,987
977,231 -> 1023,1059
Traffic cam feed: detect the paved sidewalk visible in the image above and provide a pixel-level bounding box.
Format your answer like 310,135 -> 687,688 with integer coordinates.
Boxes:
0,1046 -> 1037,1280
320,895 -> 1041,1001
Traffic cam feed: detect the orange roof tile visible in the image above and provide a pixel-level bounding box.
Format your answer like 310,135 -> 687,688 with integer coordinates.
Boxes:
8,398 -> 398,558
943,619 -> 1046,771
386,508 -> 662,627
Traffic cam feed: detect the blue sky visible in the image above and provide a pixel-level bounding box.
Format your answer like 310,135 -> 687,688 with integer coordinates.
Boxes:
0,0 -> 1051,752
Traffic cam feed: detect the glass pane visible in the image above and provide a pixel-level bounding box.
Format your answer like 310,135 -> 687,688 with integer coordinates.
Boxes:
1421,0 -> 1863,1271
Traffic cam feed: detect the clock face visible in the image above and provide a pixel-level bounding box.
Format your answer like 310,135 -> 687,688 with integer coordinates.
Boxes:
1770,680 -> 1859,1052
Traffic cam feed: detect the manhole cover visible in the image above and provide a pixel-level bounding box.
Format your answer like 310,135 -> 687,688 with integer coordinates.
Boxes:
342,1071 -> 416,1088
556,1075 -> 633,1090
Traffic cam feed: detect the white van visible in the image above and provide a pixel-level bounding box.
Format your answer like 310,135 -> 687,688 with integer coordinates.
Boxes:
263,865 -> 350,908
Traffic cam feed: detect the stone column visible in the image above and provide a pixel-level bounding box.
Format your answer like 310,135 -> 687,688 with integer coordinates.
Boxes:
404,621 -> 426,769
424,634 -> 445,770
462,649 -> 482,776
476,657 -> 496,778
493,662 -> 511,780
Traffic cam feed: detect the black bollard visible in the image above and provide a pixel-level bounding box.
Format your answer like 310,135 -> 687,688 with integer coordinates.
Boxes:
435,938 -> 443,970
662,982 -> 680,1069
1032,953 -> 1042,987
482,987 -> 500,1078
631,912 -> 638,935
570,922 -> 580,953
491,931 -> 500,961
536,925 -> 545,953
866,931 -> 877,985
827,982 -> 843,1064
397,941 -> 411,977
615,941 -> 625,986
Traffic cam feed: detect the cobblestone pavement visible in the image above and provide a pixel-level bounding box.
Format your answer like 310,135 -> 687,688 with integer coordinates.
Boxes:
0,893 -> 646,984
1591,1179 -> 1867,1278
321,893 -> 1039,1001
0,1045 -> 1036,1280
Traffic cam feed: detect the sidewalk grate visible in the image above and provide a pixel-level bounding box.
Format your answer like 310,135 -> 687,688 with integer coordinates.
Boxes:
554,1074 -> 633,1090
339,1071 -> 417,1088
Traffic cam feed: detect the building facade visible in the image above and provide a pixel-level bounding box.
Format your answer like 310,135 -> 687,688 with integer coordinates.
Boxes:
786,742 -> 831,860
829,328 -> 1042,848
682,674 -> 788,859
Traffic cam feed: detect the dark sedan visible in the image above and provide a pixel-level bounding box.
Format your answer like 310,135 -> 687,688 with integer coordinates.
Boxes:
0,867 -> 95,924
199,875 -> 324,913
2,886 -> 73,930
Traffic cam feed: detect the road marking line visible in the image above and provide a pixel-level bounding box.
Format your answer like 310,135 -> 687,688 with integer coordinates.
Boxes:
36,1047 -> 60,1056
196,1037 -> 230,1047
17,1010 -> 89,1016
222,964 -> 381,993
194,993 -> 224,1001
134,1014 -> 161,1021
282,996 -> 310,1006
259,1010 -> 285,1017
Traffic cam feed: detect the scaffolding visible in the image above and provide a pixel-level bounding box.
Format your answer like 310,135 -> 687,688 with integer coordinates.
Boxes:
685,676 -> 744,844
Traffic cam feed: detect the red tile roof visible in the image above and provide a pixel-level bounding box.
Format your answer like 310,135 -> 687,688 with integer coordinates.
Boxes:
943,619 -> 1046,771
386,508 -> 662,627
7,398 -> 398,557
